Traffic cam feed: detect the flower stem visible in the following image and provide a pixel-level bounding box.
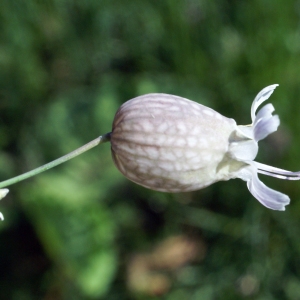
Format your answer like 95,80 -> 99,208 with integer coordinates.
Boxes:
0,133 -> 111,189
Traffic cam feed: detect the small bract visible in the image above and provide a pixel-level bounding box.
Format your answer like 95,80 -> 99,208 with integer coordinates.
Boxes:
111,85 -> 298,211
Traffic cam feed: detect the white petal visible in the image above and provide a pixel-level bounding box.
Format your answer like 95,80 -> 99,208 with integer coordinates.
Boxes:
251,84 -> 279,122
253,113 -> 279,142
247,170 -> 290,211
0,189 -> 9,221
254,103 -> 274,124
0,188 -> 9,200
236,125 -> 254,139
236,166 -> 290,211
249,102 -> 280,142
229,140 -> 258,161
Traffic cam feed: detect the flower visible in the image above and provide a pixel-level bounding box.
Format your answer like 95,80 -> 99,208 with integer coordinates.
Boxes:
111,85 -> 295,211
229,84 -> 291,211
0,188 -> 9,221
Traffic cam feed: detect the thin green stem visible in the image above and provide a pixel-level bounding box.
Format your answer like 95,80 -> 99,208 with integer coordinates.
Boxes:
0,133 -> 111,189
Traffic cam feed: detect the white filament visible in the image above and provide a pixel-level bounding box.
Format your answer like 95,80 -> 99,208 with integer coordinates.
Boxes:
255,162 -> 300,180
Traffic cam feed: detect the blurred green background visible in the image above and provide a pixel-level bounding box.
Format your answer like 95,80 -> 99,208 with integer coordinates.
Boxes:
1,0 -> 300,299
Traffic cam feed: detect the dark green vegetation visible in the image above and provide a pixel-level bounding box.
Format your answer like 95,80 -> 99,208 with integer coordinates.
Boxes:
1,1 -> 300,299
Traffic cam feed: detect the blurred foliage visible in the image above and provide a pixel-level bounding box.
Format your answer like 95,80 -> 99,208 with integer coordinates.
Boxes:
1,0 -> 300,299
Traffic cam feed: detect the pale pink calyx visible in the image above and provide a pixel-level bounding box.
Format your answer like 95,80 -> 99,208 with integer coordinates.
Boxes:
111,93 -> 238,193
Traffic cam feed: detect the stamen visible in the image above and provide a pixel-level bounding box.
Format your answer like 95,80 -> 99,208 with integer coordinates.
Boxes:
255,162 -> 300,180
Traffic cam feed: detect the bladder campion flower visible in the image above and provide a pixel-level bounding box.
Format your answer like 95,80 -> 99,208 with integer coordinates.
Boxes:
111,84 -> 297,211
0,84 -> 298,219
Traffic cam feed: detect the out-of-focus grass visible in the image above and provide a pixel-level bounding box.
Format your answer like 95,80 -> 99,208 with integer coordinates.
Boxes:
0,1 -> 300,299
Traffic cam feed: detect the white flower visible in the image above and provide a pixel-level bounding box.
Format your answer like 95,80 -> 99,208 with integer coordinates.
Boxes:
0,188 -> 9,221
111,85 -> 296,211
229,84 -> 293,211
